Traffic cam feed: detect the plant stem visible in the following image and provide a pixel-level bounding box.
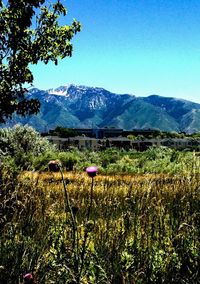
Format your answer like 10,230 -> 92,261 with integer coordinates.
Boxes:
77,176 -> 95,283
87,176 -> 94,221
59,166 -> 77,263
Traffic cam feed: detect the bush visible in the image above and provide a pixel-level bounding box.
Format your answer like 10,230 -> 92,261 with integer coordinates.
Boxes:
0,125 -> 56,170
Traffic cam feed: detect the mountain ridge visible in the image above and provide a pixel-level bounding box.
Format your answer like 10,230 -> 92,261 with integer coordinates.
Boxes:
3,84 -> 200,133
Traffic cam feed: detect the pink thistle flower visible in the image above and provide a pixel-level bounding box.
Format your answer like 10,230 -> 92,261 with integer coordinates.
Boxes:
86,166 -> 98,178
23,273 -> 33,283
48,160 -> 61,172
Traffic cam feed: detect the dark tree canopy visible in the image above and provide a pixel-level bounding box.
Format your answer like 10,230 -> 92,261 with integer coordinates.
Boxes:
53,126 -> 78,138
0,0 -> 81,123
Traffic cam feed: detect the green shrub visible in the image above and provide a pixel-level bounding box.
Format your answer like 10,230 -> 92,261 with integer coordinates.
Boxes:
0,125 -> 56,170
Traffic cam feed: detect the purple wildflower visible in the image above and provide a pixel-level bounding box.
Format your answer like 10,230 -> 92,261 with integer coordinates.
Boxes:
23,273 -> 33,283
86,166 -> 98,178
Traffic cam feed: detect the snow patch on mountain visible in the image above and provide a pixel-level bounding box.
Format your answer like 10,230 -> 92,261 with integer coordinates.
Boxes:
47,84 -> 89,97
48,88 -> 69,97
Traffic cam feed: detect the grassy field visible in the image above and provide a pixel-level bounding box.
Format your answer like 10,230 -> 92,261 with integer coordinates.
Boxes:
1,169 -> 200,283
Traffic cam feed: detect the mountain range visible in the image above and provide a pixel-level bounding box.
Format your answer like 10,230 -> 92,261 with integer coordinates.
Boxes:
4,84 -> 200,133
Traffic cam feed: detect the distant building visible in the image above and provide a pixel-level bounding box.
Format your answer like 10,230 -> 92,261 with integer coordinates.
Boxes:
72,128 -> 123,139
73,136 -> 100,150
160,138 -> 200,149
46,136 -> 69,150
123,128 -> 159,138
46,135 -> 100,151
107,136 -> 132,150
46,130 -> 200,151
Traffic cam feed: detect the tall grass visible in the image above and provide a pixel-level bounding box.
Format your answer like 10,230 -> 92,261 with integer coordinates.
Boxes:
1,167 -> 200,283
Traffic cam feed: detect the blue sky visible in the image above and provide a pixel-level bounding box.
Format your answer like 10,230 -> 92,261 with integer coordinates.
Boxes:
31,0 -> 200,103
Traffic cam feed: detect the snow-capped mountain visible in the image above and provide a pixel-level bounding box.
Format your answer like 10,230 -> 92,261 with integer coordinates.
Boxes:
3,84 -> 200,133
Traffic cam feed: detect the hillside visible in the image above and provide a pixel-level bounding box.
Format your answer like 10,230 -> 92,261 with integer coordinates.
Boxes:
3,84 -> 200,133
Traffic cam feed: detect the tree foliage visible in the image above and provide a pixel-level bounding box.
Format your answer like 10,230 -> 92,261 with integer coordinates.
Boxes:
52,126 -> 78,137
0,0 -> 81,122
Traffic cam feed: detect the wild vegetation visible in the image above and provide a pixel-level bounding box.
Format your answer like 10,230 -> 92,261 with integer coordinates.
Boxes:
1,126 -> 200,283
